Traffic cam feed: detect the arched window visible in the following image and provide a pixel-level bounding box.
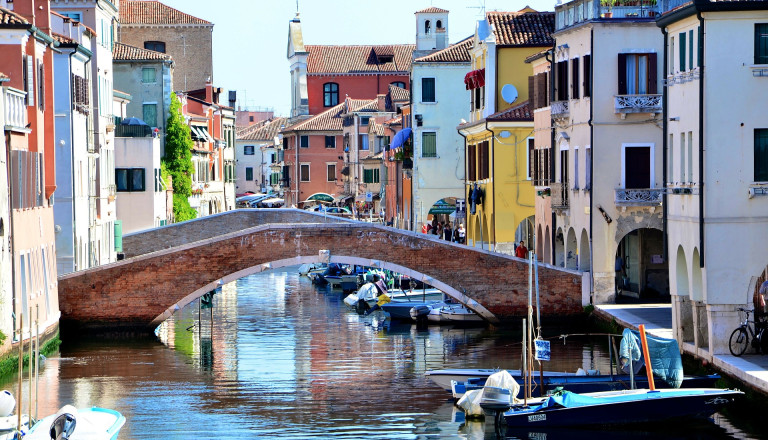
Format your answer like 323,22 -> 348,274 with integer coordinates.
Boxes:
436,20 -> 443,29
323,82 -> 339,107
391,81 -> 406,89
424,20 -> 431,34
144,41 -> 166,53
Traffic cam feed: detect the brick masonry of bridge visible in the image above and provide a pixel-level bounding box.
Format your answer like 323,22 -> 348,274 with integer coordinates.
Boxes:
58,210 -> 588,333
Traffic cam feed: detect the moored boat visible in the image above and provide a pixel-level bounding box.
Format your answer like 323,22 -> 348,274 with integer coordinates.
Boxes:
25,405 -> 126,439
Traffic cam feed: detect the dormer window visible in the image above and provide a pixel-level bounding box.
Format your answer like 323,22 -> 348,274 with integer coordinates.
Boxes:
373,46 -> 395,64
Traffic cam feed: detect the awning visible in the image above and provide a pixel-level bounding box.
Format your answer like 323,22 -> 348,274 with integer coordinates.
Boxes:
190,125 -> 214,142
389,127 -> 412,151
428,199 -> 456,215
304,192 -> 334,203
259,197 -> 284,205
464,68 -> 486,90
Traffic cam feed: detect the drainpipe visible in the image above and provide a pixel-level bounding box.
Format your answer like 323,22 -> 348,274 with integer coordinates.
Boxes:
5,129 -> 15,332
547,46 -> 557,264
485,120 -> 496,251
661,27 -> 669,263
588,28 -> 595,302
457,126 -> 469,239
697,12 -> 705,268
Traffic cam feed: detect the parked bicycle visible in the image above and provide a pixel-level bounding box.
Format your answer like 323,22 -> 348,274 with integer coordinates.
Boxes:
728,308 -> 768,356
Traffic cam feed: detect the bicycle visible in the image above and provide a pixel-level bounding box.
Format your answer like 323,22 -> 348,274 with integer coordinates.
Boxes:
728,308 -> 768,356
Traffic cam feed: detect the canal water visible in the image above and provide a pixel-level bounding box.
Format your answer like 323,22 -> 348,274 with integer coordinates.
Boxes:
3,268 -> 764,439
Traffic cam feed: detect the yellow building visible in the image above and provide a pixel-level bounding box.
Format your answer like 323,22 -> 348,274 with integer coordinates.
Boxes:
458,9 -> 555,255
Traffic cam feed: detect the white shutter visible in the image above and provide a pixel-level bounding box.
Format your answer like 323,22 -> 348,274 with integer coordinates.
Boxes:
26,55 -> 34,107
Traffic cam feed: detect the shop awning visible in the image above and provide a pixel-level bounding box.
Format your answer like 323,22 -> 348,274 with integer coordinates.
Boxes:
464,68 -> 486,90
428,199 -> 457,215
304,193 -> 334,203
389,127 -> 412,151
190,125 -> 214,142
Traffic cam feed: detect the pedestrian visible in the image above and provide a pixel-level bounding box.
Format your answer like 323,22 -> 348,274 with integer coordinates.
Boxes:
759,280 -> 768,316
515,240 -> 528,259
443,222 -> 453,241
457,223 -> 466,244
436,222 -> 443,238
387,217 -> 394,227
615,254 -> 625,295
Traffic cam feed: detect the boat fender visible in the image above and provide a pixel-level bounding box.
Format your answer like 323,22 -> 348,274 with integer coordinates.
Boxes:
0,391 -> 14,417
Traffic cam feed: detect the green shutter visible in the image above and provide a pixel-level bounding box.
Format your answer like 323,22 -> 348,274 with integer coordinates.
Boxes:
756,24 -> 768,64
688,30 -> 694,70
755,129 -> 768,182
422,132 -> 437,158
679,32 -> 686,71
114,220 -> 123,253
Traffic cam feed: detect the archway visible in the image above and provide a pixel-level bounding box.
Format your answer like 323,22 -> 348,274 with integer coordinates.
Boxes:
425,197 -> 457,240
536,225 -> 543,261
515,215 -> 535,255
616,228 -> 667,299
578,229 -> 590,272
554,227 -> 565,267
565,228 -> 578,270
544,226 -> 551,265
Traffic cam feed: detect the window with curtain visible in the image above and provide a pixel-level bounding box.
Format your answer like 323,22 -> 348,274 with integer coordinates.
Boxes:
323,82 -> 339,107
422,132 -> 436,158
143,103 -> 157,127
142,68 -> 156,83
359,135 -> 369,151
618,53 -> 656,95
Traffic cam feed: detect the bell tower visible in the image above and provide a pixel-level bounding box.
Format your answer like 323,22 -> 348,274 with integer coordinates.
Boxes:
414,7 -> 449,56
287,13 -> 309,120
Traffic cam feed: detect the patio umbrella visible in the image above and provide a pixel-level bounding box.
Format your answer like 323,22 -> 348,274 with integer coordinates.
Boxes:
120,117 -> 148,126
390,127 -> 412,150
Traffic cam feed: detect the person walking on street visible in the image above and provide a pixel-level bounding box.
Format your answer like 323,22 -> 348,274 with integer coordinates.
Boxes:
457,223 -> 466,244
515,240 -> 528,259
443,222 -> 453,241
615,255 -> 625,296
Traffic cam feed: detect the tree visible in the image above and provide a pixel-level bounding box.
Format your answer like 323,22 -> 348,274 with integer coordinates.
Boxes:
163,93 -> 197,222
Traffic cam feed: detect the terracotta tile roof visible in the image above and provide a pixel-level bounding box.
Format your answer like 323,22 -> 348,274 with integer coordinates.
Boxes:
52,33 -> 76,45
416,7 -> 449,13
238,117 -> 287,142
285,99 -> 375,132
120,0 -> 212,25
236,119 -> 269,137
368,120 -> 386,136
487,100 -> 532,122
0,7 -> 29,26
306,44 -> 414,74
525,48 -> 551,63
415,36 -> 473,63
383,115 -> 402,126
486,9 -> 555,47
388,84 -> 410,102
113,42 -> 173,61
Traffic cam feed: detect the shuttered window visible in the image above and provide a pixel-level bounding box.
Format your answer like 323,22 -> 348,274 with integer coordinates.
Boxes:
555,61 -> 569,101
617,53 -> 657,95
571,58 -> 580,99
755,129 -> 768,182
756,24 -> 768,64
468,144 -> 477,181
10,151 -> 43,209
363,168 -> 379,183
422,132 -> 437,158
421,77 -> 435,102
300,164 -> 310,182
583,55 -> 591,97
679,32 -> 687,72
327,164 -> 336,182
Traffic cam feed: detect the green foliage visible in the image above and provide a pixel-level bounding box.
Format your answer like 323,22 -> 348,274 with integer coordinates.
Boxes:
0,333 -> 61,379
163,93 -> 196,223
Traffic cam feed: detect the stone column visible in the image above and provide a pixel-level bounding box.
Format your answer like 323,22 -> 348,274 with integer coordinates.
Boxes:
707,305 -> 741,356
672,295 -> 693,346
692,301 -> 709,356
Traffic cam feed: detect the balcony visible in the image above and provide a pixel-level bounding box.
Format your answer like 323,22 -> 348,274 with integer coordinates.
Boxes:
555,0 -> 659,30
3,87 -> 27,130
615,188 -> 663,206
551,182 -> 569,209
614,94 -> 662,114
551,100 -> 569,119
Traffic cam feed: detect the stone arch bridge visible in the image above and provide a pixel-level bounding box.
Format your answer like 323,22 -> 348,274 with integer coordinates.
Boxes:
57,210 -> 587,333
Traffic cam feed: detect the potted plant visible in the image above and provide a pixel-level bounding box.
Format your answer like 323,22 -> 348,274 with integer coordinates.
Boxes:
601,0 -> 614,17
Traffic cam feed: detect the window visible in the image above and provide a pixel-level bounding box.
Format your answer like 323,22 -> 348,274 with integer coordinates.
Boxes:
244,145 -> 255,156
425,20 -> 431,34
249,115 -> 254,122
360,116 -> 370,126
144,41 -> 166,53
687,132 -> 693,183
359,135 -> 369,151
391,81 -> 406,89
245,167 -> 254,181
679,32 -> 687,72
143,103 -> 157,127
421,77 -> 435,103
300,163 -> 310,182
680,133 -> 686,182
560,149 -> 569,184
527,138 -> 535,180
61,12 -> 82,21
37,59 -> 44,111
618,53 -> 657,95
624,146 -> 651,189
688,29 -> 694,71
300,135 -> 309,148
142,68 -> 156,83
756,24 -> 768,64
325,136 -> 336,149
327,164 -> 336,182
115,168 -> 145,192
479,141 -> 490,180
585,147 -> 592,189
583,55 -> 591,97
376,136 -> 389,153
270,173 -> 280,185
422,132 -> 437,158
555,60 -> 569,101
323,82 -> 339,107
468,144 -> 477,181
670,36 -> 675,73
571,58 -> 580,99
363,168 -> 380,183
755,129 -> 768,181
573,148 -> 580,189
669,134 -> 675,182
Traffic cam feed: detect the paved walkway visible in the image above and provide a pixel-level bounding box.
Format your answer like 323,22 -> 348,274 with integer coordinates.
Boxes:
595,303 -> 768,395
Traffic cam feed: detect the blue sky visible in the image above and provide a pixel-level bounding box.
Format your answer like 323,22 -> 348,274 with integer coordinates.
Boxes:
157,0 -> 554,117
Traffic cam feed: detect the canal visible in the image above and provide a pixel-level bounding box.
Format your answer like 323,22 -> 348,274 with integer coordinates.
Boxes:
4,268 -> 764,439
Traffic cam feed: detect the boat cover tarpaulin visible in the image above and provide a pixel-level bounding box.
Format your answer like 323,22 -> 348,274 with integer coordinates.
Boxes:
619,328 -> 683,388
457,370 -> 520,417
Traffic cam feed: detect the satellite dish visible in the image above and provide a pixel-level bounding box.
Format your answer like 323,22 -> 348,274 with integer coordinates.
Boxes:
499,131 -> 511,139
501,84 -> 518,104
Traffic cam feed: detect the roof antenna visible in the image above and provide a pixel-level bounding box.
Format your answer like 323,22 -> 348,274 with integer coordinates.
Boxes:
467,0 -> 486,15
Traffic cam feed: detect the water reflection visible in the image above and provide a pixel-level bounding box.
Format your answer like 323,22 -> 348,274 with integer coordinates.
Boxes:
0,268 -> 761,439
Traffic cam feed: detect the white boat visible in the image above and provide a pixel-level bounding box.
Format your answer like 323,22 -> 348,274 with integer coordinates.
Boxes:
409,302 -> 483,324
425,368 -> 583,391
25,405 -> 125,440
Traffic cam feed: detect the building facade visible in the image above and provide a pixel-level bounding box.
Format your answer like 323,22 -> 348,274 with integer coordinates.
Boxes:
235,117 -> 286,196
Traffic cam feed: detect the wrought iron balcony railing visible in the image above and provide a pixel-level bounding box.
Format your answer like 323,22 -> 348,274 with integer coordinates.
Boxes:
551,181 -> 569,209
551,100 -> 569,119
614,94 -> 662,114
615,188 -> 663,206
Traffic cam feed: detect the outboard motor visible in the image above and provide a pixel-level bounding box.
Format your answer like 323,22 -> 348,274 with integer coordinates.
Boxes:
410,305 -> 431,328
0,390 -> 15,417
49,413 -> 76,440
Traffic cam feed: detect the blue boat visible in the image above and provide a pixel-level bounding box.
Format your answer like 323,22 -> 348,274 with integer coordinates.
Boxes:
500,387 -> 742,428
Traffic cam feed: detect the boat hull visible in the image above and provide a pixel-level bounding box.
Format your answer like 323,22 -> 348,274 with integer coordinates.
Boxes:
502,388 -> 742,428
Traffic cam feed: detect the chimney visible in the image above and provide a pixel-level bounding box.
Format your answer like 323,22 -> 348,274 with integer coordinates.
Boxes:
205,78 -> 213,103
377,94 -> 386,112
229,90 -> 237,108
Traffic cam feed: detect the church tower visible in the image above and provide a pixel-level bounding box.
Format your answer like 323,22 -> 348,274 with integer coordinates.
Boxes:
414,7 -> 449,57
287,13 -> 309,120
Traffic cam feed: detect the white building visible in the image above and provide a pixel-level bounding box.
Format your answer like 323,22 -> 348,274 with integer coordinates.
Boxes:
411,32 -> 471,230
114,136 -> 166,234
551,0 -> 665,303
0,72 -> 11,340
52,0 -> 119,267
659,0 -> 768,356
235,117 -> 286,196
51,14 -> 94,275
